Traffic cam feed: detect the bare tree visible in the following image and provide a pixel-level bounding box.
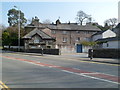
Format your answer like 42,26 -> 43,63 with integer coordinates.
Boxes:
42,19 -> 52,24
104,18 -> 118,27
75,10 -> 91,25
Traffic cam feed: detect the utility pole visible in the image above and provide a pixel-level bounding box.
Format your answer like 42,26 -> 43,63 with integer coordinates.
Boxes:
14,6 -> 20,51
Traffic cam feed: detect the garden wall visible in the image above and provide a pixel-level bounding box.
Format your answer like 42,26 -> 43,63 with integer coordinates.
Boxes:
25,49 -> 60,55
89,49 -> 120,58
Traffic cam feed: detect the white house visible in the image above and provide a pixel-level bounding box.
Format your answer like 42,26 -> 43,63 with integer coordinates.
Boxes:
96,37 -> 120,49
91,29 -> 116,41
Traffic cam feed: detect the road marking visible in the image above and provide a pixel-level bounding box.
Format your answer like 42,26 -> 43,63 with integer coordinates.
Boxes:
0,81 -> 10,90
6,53 -> 119,66
1,55 -> 120,84
61,70 -> 119,84
80,73 -> 99,74
73,68 -> 117,76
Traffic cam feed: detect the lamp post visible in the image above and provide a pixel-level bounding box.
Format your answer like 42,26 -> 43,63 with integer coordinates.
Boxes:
14,6 -> 20,51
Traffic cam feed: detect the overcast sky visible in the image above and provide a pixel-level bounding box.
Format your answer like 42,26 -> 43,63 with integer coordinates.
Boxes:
0,0 -> 119,27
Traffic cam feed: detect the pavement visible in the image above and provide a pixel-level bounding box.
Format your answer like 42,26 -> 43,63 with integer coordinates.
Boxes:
2,50 -> 119,65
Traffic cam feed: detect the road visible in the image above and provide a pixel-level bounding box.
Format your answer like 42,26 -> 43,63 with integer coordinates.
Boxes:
1,51 -> 120,89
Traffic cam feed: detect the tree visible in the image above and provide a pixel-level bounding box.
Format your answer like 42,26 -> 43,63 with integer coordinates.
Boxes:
76,10 -> 91,25
104,18 -> 118,27
2,31 -> 11,48
2,26 -> 25,48
81,41 -> 97,46
7,9 -> 27,26
96,24 -> 111,31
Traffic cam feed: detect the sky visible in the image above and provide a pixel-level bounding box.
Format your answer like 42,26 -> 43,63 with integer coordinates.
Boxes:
0,0 -> 119,27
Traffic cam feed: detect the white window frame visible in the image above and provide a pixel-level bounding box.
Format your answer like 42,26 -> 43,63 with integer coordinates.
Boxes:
63,37 -> 67,42
34,36 -> 40,43
76,37 -> 80,41
62,31 -> 67,34
76,31 -> 80,33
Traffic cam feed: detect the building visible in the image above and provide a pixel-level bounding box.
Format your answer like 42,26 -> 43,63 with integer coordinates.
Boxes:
91,23 -> 120,49
24,17 -> 101,53
113,23 -> 120,37
91,29 -> 116,41
96,37 -> 120,49
22,28 -> 56,51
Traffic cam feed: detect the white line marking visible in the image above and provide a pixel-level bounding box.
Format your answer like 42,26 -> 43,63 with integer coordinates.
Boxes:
73,68 -> 117,77
62,70 -> 119,84
48,66 -> 60,68
81,73 -> 99,74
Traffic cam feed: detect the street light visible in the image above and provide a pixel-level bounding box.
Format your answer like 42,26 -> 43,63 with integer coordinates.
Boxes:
14,6 -> 20,51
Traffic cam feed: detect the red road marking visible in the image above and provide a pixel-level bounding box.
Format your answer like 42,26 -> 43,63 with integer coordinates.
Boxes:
56,67 -> 92,73
2,55 -> 120,83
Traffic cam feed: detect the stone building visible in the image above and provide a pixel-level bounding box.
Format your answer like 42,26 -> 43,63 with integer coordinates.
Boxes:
22,28 -> 56,51
24,17 -> 101,53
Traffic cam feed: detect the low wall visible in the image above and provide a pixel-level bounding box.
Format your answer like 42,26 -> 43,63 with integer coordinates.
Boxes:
26,49 -> 60,55
89,49 -> 120,58
3,47 -> 60,55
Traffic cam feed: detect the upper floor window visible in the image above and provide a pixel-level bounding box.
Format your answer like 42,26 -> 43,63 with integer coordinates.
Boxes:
83,37 -> 89,41
76,37 -> 80,41
62,31 -> 67,34
63,37 -> 67,42
76,31 -> 80,33
34,37 -> 40,43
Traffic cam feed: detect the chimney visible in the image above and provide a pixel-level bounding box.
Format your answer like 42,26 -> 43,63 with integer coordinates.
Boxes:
31,16 -> 39,26
56,19 -> 61,25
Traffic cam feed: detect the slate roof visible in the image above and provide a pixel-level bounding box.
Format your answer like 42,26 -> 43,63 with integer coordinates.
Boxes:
22,28 -> 55,40
26,23 -> 101,31
96,37 -> 120,42
115,23 -> 120,28
92,30 -> 107,36
91,29 -> 115,36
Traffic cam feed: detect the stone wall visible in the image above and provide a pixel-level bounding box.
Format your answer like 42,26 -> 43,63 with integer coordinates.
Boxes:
26,49 -> 60,55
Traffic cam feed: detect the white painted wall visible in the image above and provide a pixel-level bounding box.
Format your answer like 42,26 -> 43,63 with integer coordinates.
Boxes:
82,46 -> 92,53
102,30 -> 116,38
102,41 -> 120,49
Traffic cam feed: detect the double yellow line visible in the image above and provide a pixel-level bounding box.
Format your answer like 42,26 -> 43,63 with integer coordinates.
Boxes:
0,81 -> 10,90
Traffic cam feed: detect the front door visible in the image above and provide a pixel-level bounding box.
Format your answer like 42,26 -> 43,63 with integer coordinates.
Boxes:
76,44 -> 82,53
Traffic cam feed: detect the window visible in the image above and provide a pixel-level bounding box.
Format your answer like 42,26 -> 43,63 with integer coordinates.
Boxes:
76,31 -> 80,33
47,46 -> 51,49
83,37 -> 89,41
34,36 -> 40,43
83,37 -> 87,41
63,37 -> 67,42
76,37 -> 80,41
51,30 -> 56,34
107,43 -> 109,47
62,31 -> 67,34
